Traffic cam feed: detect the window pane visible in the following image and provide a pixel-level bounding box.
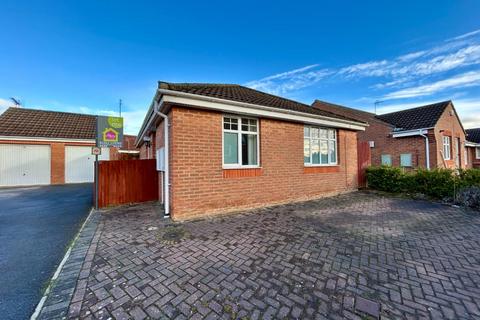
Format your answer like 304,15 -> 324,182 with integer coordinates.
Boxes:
320,140 -> 329,164
381,154 -> 392,166
320,129 -> 328,139
328,129 -> 335,140
242,134 -> 258,165
311,128 -> 319,139
400,154 -> 412,167
304,127 -> 310,138
477,147 -> 480,159
304,139 -> 310,163
329,140 -> 336,163
223,132 -> 238,164
311,140 -> 320,164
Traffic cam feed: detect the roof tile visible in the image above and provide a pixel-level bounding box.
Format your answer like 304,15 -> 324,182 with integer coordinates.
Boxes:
0,107 -> 96,139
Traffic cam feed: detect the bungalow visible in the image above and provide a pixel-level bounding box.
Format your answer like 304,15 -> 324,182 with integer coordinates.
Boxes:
0,107 -> 136,186
136,82 -> 368,220
466,128 -> 480,168
313,100 -> 468,170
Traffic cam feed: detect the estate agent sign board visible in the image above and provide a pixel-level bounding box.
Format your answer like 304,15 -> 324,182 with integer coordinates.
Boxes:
96,116 -> 123,148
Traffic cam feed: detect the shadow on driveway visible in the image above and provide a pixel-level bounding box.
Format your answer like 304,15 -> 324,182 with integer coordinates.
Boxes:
0,184 -> 93,320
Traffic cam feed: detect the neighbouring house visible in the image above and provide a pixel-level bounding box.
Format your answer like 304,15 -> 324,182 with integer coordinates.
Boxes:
110,134 -> 140,160
0,107 -> 136,187
313,100 -> 468,170
466,128 -> 480,168
136,82 -> 368,220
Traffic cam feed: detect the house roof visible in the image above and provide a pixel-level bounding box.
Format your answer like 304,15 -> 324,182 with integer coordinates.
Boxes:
158,82 -> 365,124
466,128 -> 480,144
0,107 -> 96,140
376,101 -> 452,131
312,100 -> 392,126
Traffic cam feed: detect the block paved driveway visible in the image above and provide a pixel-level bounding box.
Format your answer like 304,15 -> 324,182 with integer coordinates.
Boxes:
0,184 -> 93,320
73,192 -> 480,319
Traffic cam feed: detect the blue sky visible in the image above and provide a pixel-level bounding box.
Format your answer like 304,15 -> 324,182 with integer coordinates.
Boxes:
1,0 -> 479,134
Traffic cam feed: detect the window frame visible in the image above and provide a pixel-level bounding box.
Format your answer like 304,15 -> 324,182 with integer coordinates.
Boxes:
400,153 -> 413,167
222,115 -> 260,169
476,147 -> 480,160
303,126 -> 338,166
381,154 -> 392,166
443,136 -> 451,160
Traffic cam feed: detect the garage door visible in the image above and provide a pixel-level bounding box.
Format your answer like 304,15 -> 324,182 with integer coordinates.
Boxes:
0,144 -> 51,186
65,146 -> 109,183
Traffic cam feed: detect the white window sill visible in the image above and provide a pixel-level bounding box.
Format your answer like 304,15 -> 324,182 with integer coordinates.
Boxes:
304,164 -> 339,167
223,166 -> 262,170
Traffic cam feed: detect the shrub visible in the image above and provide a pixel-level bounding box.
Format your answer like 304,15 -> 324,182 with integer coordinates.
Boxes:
456,186 -> 480,210
366,166 -> 404,193
366,167 -> 480,201
457,169 -> 480,189
414,169 -> 455,199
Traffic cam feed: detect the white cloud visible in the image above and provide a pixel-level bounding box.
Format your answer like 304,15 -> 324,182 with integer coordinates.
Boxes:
451,29 -> 480,41
382,71 -> 480,100
0,98 -> 16,115
245,28 -> 480,99
246,65 -> 332,95
72,106 -> 147,135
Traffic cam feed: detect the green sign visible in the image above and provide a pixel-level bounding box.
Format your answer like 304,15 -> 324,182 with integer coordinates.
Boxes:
96,116 -> 123,148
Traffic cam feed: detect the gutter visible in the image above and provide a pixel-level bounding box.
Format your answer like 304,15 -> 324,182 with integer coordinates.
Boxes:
392,128 -> 431,169
158,88 -> 368,129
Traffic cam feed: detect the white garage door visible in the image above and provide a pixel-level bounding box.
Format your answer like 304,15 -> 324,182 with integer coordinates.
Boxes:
65,146 -> 109,183
0,144 -> 51,186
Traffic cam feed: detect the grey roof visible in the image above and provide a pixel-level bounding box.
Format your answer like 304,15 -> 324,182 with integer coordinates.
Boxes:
466,128 -> 480,144
158,82 -> 366,124
376,101 -> 451,130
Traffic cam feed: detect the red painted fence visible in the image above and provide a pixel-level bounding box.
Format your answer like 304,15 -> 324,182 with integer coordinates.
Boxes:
357,141 -> 371,188
97,159 -> 158,208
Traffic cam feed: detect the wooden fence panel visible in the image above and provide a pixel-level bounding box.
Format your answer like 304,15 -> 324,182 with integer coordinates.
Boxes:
97,159 -> 158,208
357,141 -> 371,188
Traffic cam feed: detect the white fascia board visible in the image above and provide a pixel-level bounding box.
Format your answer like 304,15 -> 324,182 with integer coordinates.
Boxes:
118,150 -> 140,154
466,141 -> 479,147
160,92 -> 367,131
0,136 -> 95,144
391,128 -> 430,138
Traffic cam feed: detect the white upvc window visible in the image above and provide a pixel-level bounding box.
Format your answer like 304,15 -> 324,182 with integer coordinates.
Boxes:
304,126 -> 337,166
443,136 -> 451,160
465,148 -> 468,165
476,147 -> 480,159
223,116 -> 259,168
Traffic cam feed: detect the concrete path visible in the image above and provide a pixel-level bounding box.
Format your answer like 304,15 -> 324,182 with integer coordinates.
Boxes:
0,184 -> 93,320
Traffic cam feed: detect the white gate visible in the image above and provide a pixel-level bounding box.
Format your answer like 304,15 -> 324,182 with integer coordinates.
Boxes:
0,144 -> 51,186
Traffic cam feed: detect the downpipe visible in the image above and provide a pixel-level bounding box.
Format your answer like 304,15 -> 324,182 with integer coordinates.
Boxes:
154,101 -> 170,218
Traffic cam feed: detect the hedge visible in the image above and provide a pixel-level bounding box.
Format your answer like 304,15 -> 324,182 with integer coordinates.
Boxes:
366,166 -> 480,200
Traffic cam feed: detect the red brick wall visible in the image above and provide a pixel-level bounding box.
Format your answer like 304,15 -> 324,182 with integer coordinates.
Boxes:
467,146 -> 480,168
168,106 -> 358,220
433,104 -> 467,169
316,102 -> 467,170
0,139 -> 94,184
51,143 -> 65,184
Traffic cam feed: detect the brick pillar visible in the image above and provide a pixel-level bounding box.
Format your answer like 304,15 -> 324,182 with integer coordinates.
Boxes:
51,143 -> 65,184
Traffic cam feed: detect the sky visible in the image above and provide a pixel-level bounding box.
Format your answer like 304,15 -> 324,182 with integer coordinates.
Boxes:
0,0 -> 479,134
